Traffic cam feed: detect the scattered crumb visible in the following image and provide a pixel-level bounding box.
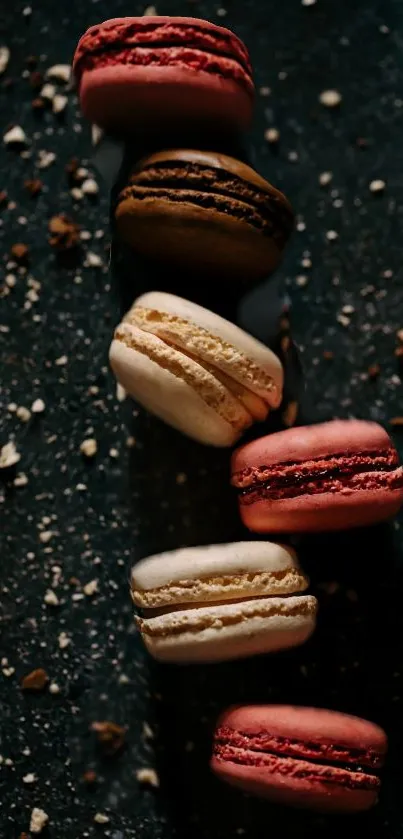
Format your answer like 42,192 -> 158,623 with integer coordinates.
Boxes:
30,808 -> 49,834
116,382 -> 126,402
4,125 -> 28,146
39,530 -> 54,544
21,668 -> 49,691
369,179 -> 386,194
11,243 -> 29,263
91,124 -> 103,146
40,82 -> 56,102
326,230 -> 338,241
319,171 -> 332,186
282,401 -> 299,428
295,274 -> 308,287
16,405 -> 31,423
94,813 -> 109,825
82,769 -> 97,785
136,767 -> 159,788
143,4 -> 157,14
80,438 -> 97,458
368,363 -> 380,380
143,722 -> 154,739
259,86 -> 271,96
84,251 -> 103,268
44,588 -> 59,606
14,473 -> 28,487
390,417 -> 403,427
58,631 -> 70,649
109,447 -> 119,458
55,354 -> 67,366
264,127 -> 280,144
0,441 -> 21,468
91,721 -> 126,756
81,178 -> 98,195
176,472 -> 187,485
23,772 -> 37,784
49,682 -> 60,695
83,579 -> 98,596
46,63 -> 71,83
319,89 -> 342,107
31,398 -> 45,413
52,94 -> 68,114
36,149 -> 56,169
48,214 -> 80,252
0,46 -> 10,75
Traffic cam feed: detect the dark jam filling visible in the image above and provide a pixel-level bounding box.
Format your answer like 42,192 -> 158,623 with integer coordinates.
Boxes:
233,448 -> 403,503
118,163 -> 293,243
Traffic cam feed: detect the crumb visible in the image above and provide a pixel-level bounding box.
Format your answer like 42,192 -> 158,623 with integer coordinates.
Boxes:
16,405 -> 31,423
326,230 -> 338,241
80,438 -> 97,458
40,82 -> 56,102
81,178 -> 99,195
295,274 -> 308,287
319,171 -> 332,186
10,243 -> 29,263
52,94 -> 68,114
143,722 -> 154,739
84,251 -> 103,268
282,401 -> 299,428
82,769 -> 97,784
136,767 -> 159,788
323,350 -> 334,360
176,472 -> 187,485
91,124 -> 103,146
301,0 -> 317,5
46,64 -> 71,83
39,530 -> 54,544
390,417 -> 403,427
24,178 -> 43,197
55,354 -> 67,366
36,149 -> 55,169
31,398 -> 45,413
0,46 -> 10,75
83,579 -> 98,596
143,4 -> 157,14
3,125 -> 28,146
264,127 -> 280,143
319,89 -> 342,107
94,813 -> 110,825
368,363 -> 380,380
116,382 -> 126,402
23,772 -> 37,784
259,86 -> 271,96
91,721 -> 126,756
126,436 -> 136,448
14,473 -> 28,487
58,631 -> 70,649
49,682 -> 60,695
30,808 -> 49,834
48,214 -> 80,252
44,589 -> 59,606
0,441 -> 20,468
118,673 -> 130,685
369,179 -> 386,194
109,448 -> 119,458
21,668 -> 49,691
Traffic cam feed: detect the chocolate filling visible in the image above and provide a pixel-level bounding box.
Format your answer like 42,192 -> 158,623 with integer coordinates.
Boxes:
232,448 -> 403,503
119,163 -> 293,244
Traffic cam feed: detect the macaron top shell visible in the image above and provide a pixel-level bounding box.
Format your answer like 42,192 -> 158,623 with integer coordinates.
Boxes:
218,705 -> 387,765
131,541 -> 304,606
73,16 -> 253,91
232,420 -> 395,473
131,292 -> 283,407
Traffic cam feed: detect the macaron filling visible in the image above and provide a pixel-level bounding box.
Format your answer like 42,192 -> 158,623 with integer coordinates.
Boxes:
74,20 -> 253,90
120,162 -> 293,244
232,448 -> 403,504
213,727 -> 382,791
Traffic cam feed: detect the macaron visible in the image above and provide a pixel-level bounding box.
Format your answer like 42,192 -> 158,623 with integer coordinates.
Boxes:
211,705 -> 387,813
114,150 -> 294,282
131,542 -> 317,664
109,292 -> 284,446
73,17 -> 254,135
231,419 -> 403,532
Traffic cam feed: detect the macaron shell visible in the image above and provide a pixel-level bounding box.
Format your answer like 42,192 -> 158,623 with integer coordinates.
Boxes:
132,292 -> 283,406
232,419 -> 394,473
137,595 -> 317,663
109,334 -> 246,447
239,486 -> 403,532
79,64 -> 253,135
115,190 -> 283,281
210,757 -> 378,813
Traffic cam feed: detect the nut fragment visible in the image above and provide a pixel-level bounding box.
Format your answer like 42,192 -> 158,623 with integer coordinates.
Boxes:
3,125 -> 28,146
48,213 -> 80,251
91,720 -> 126,756
390,417 -> 403,427
21,668 -> 49,691
10,243 -> 29,262
24,178 -> 43,196
136,767 -> 160,787
0,441 -> 20,468
29,808 -> 49,834
368,363 -> 380,380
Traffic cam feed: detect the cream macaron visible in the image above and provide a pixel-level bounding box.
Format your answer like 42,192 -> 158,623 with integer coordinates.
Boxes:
109,292 -> 283,446
130,541 -> 317,664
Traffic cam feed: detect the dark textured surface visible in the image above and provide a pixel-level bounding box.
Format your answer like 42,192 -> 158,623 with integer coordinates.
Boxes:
2,0 -> 403,837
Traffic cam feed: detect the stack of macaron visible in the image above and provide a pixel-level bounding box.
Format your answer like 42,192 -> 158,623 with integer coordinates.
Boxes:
74,14 -> 402,816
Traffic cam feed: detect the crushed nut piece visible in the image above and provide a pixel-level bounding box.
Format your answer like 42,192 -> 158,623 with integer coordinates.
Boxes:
10,243 -> 29,262
82,769 -> 97,784
23,772 -> 37,784
21,668 -> 49,691
44,589 -> 59,606
91,721 -> 126,756
83,579 -> 98,596
80,438 -> 97,458
24,178 -> 43,196
0,441 -> 20,468
48,213 -> 80,252
390,417 -> 403,427
16,405 -> 31,422
368,363 -> 380,380
31,398 -> 45,413
4,125 -> 28,146
30,808 -> 49,834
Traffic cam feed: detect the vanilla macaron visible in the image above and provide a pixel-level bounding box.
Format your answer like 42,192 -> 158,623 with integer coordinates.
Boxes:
109,292 -> 283,446
130,542 -> 317,664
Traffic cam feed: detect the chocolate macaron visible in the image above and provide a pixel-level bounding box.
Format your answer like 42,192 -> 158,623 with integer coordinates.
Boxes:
114,150 -> 294,282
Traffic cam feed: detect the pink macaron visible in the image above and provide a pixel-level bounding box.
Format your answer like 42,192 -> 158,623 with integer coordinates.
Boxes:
73,16 -> 254,135
231,419 -> 403,533
211,705 -> 387,813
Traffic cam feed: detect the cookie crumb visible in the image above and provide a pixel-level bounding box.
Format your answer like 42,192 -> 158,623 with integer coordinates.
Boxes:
4,125 -> 28,146
143,5 -> 157,14
80,438 -> 97,458
319,171 -> 332,186
23,772 -> 37,784
49,682 -> 60,695
83,579 -> 98,596
0,46 -> 10,76
16,405 -> 31,423
319,89 -> 342,107
21,668 -> 48,691
264,127 -> 280,143
326,229 -> 338,241
44,588 -> 59,606
369,179 -> 386,194
0,441 -> 20,468
94,813 -> 109,825
31,398 -> 45,413
368,363 -> 380,380
30,808 -> 49,834
82,769 -> 97,784
58,631 -> 70,649
136,767 -> 159,787
91,720 -> 126,756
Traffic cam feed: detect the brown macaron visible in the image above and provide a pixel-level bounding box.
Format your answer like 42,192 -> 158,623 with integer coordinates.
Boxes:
114,150 -> 294,283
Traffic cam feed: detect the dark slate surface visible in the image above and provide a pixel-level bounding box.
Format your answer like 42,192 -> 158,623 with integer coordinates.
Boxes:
2,0 -> 403,837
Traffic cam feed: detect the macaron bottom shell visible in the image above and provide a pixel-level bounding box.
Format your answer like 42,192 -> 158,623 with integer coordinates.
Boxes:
79,64 -> 253,136
115,189 -> 282,282
137,595 -> 317,664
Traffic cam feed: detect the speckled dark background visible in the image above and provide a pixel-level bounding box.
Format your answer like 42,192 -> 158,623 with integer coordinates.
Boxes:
2,0 -> 403,837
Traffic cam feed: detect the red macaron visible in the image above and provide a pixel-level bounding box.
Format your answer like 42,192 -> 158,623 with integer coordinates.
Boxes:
211,705 -> 387,813
231,419 -> 403,533
73,16 -> 254,135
